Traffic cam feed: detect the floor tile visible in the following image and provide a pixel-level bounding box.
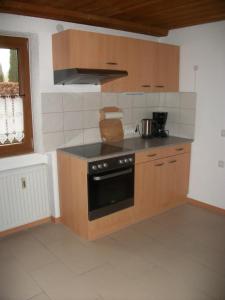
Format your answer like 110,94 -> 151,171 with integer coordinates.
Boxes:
1,204 -> 225,300
28,293 -> 52,300
0,256 -> 41,300
31,261 -> 101,300
3,230 -> 57,272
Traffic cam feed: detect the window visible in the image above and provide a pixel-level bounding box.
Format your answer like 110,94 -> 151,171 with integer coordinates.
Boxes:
0,36 -> 33,157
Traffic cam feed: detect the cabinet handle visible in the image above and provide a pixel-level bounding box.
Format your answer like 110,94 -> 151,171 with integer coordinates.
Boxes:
106,62 -> 118,65
147,153 -> 157,157
176,148 -> 184,151
169,160 -> 177,164
155,85 -> 165,88
141,85 -> 151,88
155,163 -> 164,167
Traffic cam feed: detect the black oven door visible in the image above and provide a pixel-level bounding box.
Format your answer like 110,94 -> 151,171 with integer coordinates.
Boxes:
88,166 -> 134,220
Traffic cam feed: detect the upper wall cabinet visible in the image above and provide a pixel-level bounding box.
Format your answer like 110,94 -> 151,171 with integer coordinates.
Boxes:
52,29 -> 127,71
153,43 -> 180,92
52,29 -> 179,92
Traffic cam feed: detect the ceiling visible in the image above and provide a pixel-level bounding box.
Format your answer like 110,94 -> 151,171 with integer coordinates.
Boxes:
0,0 -> 225,36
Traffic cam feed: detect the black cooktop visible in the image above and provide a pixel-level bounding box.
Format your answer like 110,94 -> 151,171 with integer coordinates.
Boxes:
61,142 -> 126,159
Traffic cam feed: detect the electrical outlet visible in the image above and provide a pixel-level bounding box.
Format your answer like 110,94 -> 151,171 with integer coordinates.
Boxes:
221,129 -> 225,137
193,65 -> 199,71
218,160 -> 224,168
21,177 -> 27,189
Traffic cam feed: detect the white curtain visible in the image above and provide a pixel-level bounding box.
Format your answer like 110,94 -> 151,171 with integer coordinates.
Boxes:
0,96 -> 24,145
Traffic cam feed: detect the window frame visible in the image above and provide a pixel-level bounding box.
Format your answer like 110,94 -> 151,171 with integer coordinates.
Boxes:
0,35 -> 33,157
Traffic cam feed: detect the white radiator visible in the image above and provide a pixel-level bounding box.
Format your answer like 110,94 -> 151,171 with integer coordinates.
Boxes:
0,164 -> 50,232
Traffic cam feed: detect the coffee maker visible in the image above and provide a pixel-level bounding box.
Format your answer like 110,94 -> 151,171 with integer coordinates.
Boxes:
153,112 -> 169,137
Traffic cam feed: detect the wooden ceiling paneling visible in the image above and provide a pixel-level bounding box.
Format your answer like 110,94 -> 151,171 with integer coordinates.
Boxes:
0,0 -> 225,36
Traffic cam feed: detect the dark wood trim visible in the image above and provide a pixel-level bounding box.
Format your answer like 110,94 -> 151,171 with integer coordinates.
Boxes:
0,0 -> 168,37
0,217 -> 51,238
0,35 -> 33,157
51,216 -> 62,224
187,198 -> 225,216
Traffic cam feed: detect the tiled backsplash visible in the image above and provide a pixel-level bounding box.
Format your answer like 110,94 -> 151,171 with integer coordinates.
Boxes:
41,92 -> 196,152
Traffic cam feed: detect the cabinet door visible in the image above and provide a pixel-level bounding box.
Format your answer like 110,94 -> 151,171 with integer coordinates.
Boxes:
135,158 -> 166,219
53,29 -> 127,71
165,153 -> 190,209
102,39 -> 156,93
153,43 -> 179,92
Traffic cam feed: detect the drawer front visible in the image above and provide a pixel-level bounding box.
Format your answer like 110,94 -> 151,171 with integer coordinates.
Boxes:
135,147 -> 166,163
165,143 -> 191,157
135,143 -> 191,164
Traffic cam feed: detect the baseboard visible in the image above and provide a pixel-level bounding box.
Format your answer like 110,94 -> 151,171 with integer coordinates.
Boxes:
187,198 -> 225,215
0,217 -> 51,238
51,216 -> 62,224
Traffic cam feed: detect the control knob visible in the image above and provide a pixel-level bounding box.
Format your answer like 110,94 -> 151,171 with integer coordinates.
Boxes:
103,162 -> 108,168
97,164 -> 103,169
128,157 -> 133,162
119,159 -> 124,164
92,165 -> 97,170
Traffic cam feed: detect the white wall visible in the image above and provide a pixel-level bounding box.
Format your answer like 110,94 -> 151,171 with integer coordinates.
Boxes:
161,21 -> 225,209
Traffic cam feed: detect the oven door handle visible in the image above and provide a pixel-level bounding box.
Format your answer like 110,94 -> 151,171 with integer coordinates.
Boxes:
93,168 -> 133,181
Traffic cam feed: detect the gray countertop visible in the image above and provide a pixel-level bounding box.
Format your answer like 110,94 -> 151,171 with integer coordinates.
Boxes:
108,136 -> 193,151
58,136 -> 193,162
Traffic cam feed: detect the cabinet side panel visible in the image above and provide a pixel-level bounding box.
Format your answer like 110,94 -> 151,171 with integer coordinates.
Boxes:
57,152 -> 88,238
52,30 -> 71,70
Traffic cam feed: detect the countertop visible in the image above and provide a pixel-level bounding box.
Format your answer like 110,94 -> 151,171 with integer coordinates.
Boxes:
58,136 -> 193,162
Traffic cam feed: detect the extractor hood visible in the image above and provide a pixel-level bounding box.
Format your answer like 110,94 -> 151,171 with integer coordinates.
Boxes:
54,68 -> 128,85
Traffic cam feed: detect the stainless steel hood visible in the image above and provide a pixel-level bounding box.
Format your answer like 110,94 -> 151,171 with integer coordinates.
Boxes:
54,68 -> 128,85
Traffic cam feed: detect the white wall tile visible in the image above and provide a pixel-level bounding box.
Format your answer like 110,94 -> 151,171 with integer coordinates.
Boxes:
178,124 -> 195,139
180,92 -> 197,109
132,108 -> 152,124
122,108 -> 132,125
64,130 -> 83,147
123,124 -> 138,138
43,132 -> 64,152
83,128 -> 101,144
160,93 -> 180,107
42,113 -> 63,133
83,110 -> 100,129
101,93 -> 118,107
166,122 -> 180,136
83,93 -> 101,110
180,109 -> 196,125
160,107 -> 180,123
42,93 -> 63,113
146,93 -> 160,107
118,94 -> 132,108
62,93 -> 83,112
63,111 -> 83,130
131,94 -> 146,107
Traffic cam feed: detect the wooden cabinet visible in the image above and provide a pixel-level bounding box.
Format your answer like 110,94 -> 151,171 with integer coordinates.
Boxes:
153,43 -> 180,92
135,145 -> 190,219
52,29 -> 179,92
58,143 -> 190,240
52,29 -> 127,71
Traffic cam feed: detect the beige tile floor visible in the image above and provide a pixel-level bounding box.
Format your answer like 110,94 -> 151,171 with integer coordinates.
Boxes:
0,204 -> 225,300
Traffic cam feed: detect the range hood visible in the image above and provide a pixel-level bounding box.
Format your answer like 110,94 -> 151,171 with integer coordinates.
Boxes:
54,68 -> 128,85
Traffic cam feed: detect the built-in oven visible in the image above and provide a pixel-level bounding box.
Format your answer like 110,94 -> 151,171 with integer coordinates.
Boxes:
88,154 -> 135,221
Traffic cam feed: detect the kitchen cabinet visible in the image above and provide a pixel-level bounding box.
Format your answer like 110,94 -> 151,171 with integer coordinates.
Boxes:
153,43 -> 180,92
52,29 -> 179,92
52,29 -> 127,71
135,145 -> 190,219
58,142 -> 190,240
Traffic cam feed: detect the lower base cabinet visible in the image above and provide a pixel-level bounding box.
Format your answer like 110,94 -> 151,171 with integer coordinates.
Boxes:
58,143 -> 191,240
135,151 -> 190,220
